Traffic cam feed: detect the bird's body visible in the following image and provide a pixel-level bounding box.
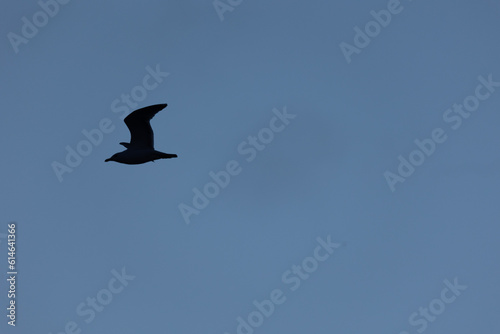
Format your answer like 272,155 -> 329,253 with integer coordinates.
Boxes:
105,104 -> 177,164
106,148 -> 177,164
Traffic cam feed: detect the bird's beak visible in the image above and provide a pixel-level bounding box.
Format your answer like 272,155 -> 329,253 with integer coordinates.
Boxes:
105,158 -> 111,162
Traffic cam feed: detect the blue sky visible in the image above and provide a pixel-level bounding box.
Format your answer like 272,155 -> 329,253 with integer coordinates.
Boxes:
1,0 -> 500,333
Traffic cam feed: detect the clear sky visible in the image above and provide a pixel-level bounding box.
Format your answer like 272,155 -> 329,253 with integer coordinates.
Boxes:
1,0 -> 500,333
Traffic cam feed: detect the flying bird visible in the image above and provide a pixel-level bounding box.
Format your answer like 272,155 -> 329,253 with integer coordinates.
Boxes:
105,104 -> 177,164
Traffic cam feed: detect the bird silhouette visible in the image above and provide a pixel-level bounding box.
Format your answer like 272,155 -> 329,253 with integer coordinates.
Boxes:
105,104 -> 177,164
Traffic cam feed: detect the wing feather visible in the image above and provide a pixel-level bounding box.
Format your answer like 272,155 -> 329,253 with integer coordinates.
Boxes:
123,104 -> 167,149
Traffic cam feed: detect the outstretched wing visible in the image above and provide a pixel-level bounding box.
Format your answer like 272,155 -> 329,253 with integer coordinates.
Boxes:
124,104 -> 167,149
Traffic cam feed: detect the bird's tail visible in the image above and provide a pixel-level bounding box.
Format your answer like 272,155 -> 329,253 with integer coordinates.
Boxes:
155,151 -> 178,160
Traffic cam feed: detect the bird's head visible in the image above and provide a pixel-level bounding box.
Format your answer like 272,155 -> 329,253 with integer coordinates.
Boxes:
105,154 -> 119,162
